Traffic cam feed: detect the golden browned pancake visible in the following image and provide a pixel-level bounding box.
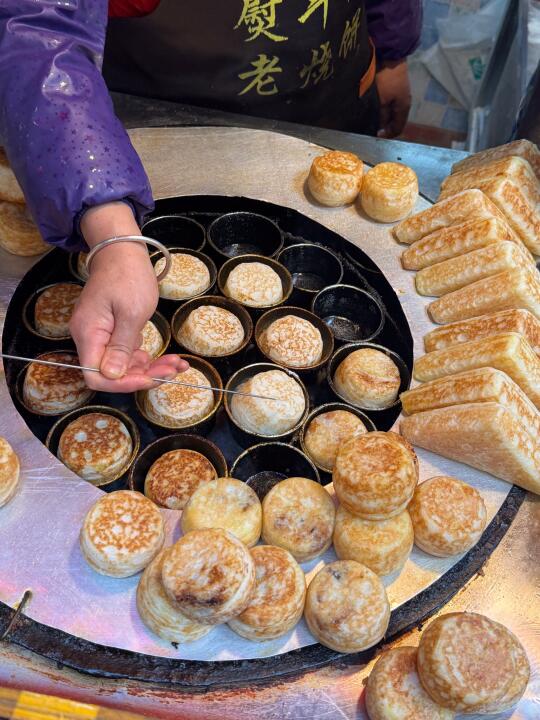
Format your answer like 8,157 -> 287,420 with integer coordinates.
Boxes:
424,308 -> 540,356
224,262 -> 283,308
304,410 -> 367,471
22,352 -> 92,415
333,506 -> 413,576
360,162 -> 418,223
34,282 -> 82,337
304,560 -> 390,653
365,647 -> 455,720
333,431 -> 418,519
177,305 -> 245,356
408,476 -> 487,557
76,252 -> 89,281
228,545 -> 306,641
58,412 -> 133,484
136,550 -> 212,643
259,314 -> 323,368
262,477 -> 335,562
154,252 -> 211,299
307,150 -> 363,206
401,216 -> 521,271
0,202 -> 48,256
393,189 -> 514,245
144,449 -> 217,510
230,369 -> 305,436
451,139 -> 540,179
0,437 -> 20,507
417,613 -> 516,712
334,349 -> 401,409
80,490 -> 165,577
143,367 -> 215,428
0,147 -> 24,204
182,478 -> 262,547
161,528 -> 255,624
140,320 -> 164,359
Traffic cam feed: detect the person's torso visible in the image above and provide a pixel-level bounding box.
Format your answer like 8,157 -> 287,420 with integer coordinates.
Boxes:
103,1 -> 374,129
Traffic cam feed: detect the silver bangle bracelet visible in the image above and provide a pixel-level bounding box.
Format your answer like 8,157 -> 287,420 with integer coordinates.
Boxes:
85,235 -> 172,281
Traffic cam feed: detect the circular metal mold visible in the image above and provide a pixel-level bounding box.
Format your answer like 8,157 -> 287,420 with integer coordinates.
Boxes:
299,401 -> 377,478
217,254 -> 293,317
15,350 -> 95,417
277,243 -> 343,306
135,354 -> 223,436
230,441 -> 321,500
142,214 -> 206,252
224,362 -> 310,448
312,284 -> 385,344
208,211 -> 283,260
128,433 -> 228,496
68,251 -> 89,283
254,305 -> 334,379
22,281 -> 83,342
150,247 -> 217,303
45,404 -> 141,488
327,342 -> 411,430
170,295 -> 253,377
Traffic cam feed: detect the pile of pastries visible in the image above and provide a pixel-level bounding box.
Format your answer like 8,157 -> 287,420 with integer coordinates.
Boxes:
394,139 -> 540,496
0,148 -> 48,256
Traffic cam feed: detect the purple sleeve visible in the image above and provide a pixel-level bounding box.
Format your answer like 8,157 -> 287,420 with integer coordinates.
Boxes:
0,0 -> 154,251
365,0 -> 423,62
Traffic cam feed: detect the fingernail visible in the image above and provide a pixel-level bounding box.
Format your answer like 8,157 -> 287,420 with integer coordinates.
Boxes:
103,362 -> 126,378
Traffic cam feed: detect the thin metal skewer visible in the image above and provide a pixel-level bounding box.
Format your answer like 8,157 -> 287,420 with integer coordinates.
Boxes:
0,352 -> 283,403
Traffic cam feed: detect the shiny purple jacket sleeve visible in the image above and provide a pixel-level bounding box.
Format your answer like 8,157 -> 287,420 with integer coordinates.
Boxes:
0,0 -> 154,252
365,0 -> 423,62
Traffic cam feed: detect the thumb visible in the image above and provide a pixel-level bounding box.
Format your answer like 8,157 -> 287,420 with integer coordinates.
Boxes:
101,310 -> 143,379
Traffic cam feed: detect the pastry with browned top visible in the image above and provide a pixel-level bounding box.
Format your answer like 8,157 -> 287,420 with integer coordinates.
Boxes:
307,150 -> 363,206
451,138 -> 540,178
360,162 -> 418,223
154,252 -> 211,300
303,409 -> 367,471
333,431 -> 418,519
80,490 -> 165,577
259,314 -> 323,368
140,320 -> 164,359
177,305 -> 245,356
304,560 -> 390,653
365,647 -> 455,720
144,449 -> 217,511
182,478 -> 262,547
22,351 -> 92,415
34,282 -> 82,337
0,147 -> 24,204
417,613 -> 517,712
228,545 -> 306,641
0,201 -> 48,256
161,528 -> 255,624
334,348 -> 401,409
58,412 -> 133,484
262,477 -> 335,562
137,550 -> 212,643
230,369 -> 305,436
408,476 -> 486,557
143,367 -> 215,428
333,506 -> 413,576
0,437 -> 20,507
224,261 -> 283,308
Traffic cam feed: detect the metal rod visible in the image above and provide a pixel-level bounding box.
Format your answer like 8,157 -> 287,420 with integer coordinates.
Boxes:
0,353 -> 283,403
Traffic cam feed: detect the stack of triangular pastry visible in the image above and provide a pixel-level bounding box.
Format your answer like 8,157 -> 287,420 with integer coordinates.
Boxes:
396,141 -> 540,495
0,147 -> 48,256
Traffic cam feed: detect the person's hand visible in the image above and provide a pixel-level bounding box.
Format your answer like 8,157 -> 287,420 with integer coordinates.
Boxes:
375,59 -> 412,139
69,202 -> 187,392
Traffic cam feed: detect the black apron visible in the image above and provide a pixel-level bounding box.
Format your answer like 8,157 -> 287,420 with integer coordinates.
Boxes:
103,1 -> 378,134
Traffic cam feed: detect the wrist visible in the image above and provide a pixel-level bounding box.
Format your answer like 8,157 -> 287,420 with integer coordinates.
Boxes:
81,201 -> 141,249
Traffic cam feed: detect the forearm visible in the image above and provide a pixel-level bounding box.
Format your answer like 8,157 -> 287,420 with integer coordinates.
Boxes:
0,1 -> 153,251
366,0 -> 423,62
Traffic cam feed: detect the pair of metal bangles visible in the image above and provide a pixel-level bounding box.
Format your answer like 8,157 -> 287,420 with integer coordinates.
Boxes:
84,235 -> 172,281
